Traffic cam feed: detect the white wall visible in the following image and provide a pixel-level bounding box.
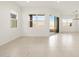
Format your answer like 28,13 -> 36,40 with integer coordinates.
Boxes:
0,2 -> 22,45
60,15 -> 79,33
60,15 -> 72,33
21,6 -> 61,36
72,20 -> 79,33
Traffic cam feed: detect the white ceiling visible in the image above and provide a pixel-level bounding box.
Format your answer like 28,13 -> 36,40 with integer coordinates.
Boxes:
15,1 -> 79,15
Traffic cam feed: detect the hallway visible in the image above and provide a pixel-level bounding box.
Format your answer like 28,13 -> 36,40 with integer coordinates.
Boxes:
0,33 -> 79,57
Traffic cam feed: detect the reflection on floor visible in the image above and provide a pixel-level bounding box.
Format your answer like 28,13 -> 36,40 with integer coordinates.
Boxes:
0,33 -> 79,57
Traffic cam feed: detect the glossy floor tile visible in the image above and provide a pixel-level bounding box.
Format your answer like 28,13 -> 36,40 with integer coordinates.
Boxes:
0,33 -> 79,57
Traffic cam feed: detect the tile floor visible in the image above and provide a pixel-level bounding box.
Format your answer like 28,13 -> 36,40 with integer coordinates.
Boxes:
0,33 -> 79,57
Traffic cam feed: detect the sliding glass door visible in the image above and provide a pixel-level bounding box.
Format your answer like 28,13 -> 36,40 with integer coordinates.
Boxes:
50,16 -> 55,32
49,16 -> 59,33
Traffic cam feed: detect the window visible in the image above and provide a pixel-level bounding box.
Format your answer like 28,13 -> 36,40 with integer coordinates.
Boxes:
49,16 -> 59,32
50,16 -> 57,32
29,14 -> 45,29
50,16 -> 55,31
10,13 -> 17,28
